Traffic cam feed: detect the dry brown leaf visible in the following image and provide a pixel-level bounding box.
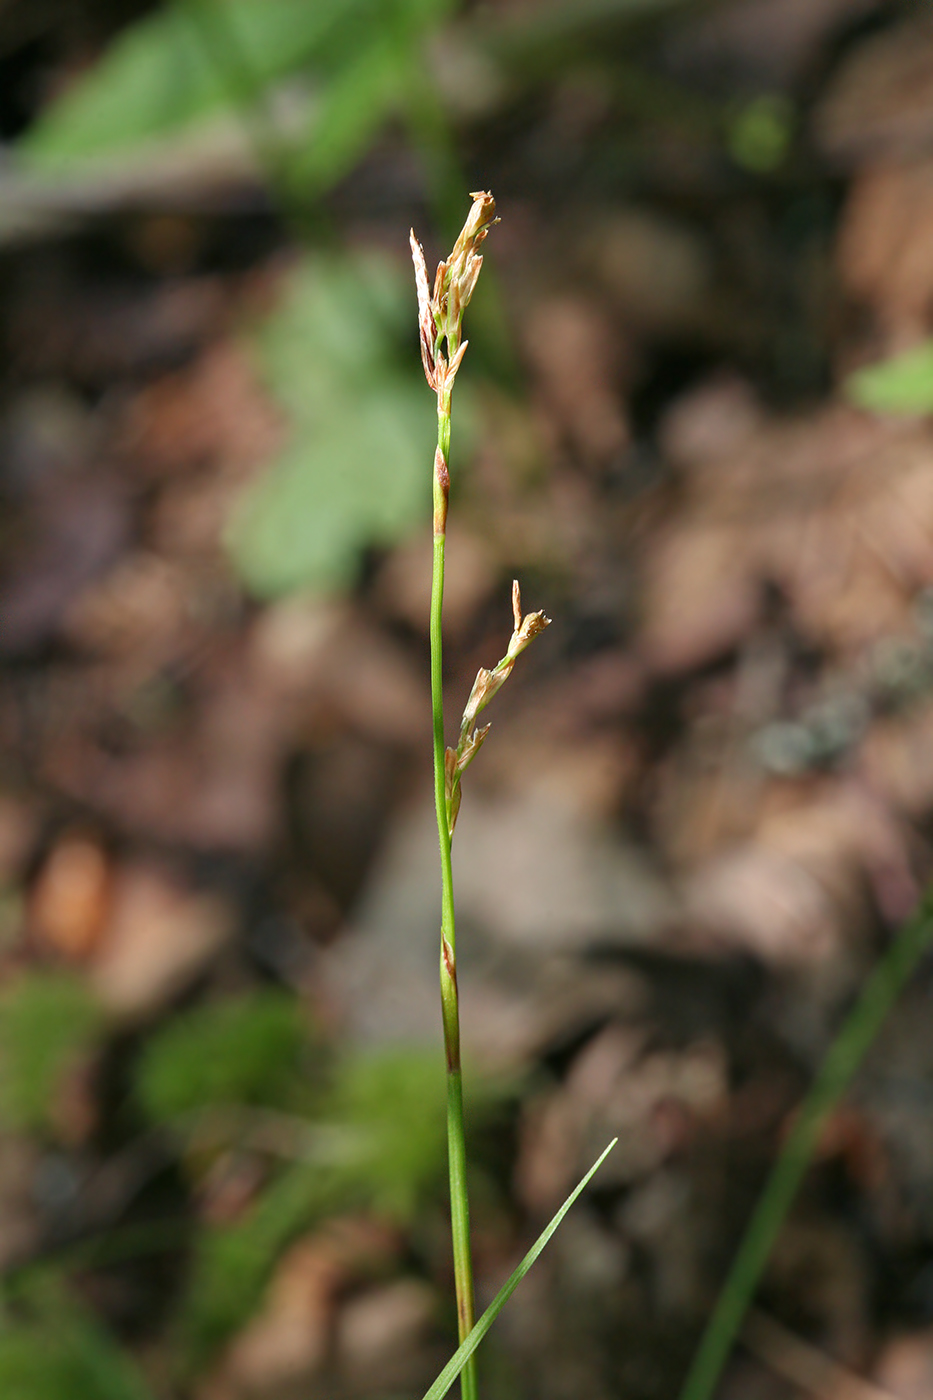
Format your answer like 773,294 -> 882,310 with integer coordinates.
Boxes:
640,519 -> 760,673
61,552 -> 192,662
90,862 -> 233,1019
516,1025 -> 726,1212
683,783 -> 914,967
585,209 -> 713,335
645,406 -> 933,664
873,1329 -> 933,1400
375,523 -> 497,637
861,701 -> 933,818
815,16 -> 933,164
30,831 -> 112,960
523,296 -> 631,469
117,341 -> 282,485
216,1218 -> 399,1397
837,160 -> 933,343
335,1278 -> 436,1389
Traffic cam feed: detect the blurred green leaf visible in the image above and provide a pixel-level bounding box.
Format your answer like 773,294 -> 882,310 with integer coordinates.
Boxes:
228,252 -> 436,597
728,94 -> 793,173
179,1048 -> 447,1366
0,1286 -> 153,1400
135,989 -> 307,1122
291,34 -> 410,194
845,340 -> 933,416
0,972 -> 102,1133
328,1048 -> 447,1221
21,3 -> 253,170
19,0 -> 453,178
181,1161 -> 337,1367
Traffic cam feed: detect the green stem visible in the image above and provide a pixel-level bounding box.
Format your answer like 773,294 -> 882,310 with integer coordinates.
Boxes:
431,396 -> 478,1400
679,886 -> 933,1400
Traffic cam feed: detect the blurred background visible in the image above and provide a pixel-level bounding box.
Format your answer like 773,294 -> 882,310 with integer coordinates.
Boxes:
2,0 -> 933,1397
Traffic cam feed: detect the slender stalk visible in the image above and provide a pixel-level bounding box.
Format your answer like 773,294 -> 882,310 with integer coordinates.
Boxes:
678,885 -> 933,1400
430,386 -> 478,1400
413,193 -> 613,1400
414,192 -> 540,1400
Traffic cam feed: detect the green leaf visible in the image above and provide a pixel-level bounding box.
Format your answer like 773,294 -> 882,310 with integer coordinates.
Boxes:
179,1048 -> 448,1366
19,0 -> 343,170
328,1048 -> 448,1221
728,95 -> 793,173
19,0 -> 452,177
181,1162 -> 337,1367
0,972 -> 103,1133
227,252 -> 436,597
291,35 -> 408,194
0,1328 -> 149,1400
135,989 -> 307,1123
0,1286 -> 153,1400
421,1139 -> 617,1400
845,340 -> 933,415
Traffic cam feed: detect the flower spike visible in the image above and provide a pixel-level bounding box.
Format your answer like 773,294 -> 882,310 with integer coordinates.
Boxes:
410,192 -> 498,403
445,581 -> 551,836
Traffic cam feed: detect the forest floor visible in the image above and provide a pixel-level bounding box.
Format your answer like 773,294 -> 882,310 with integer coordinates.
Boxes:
4,1 -> 933,1398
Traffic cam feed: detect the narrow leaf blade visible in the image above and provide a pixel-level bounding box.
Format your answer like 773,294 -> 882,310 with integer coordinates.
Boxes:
421,1137 -> 617,1400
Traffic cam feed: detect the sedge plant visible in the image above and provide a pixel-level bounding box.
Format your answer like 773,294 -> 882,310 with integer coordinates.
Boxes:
410,194 -> 615,1399
409,195 -> 933,1400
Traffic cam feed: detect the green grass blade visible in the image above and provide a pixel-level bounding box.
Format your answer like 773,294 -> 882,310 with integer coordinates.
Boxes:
421,1137 -> 617,1400
678,888 -> 933,1400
